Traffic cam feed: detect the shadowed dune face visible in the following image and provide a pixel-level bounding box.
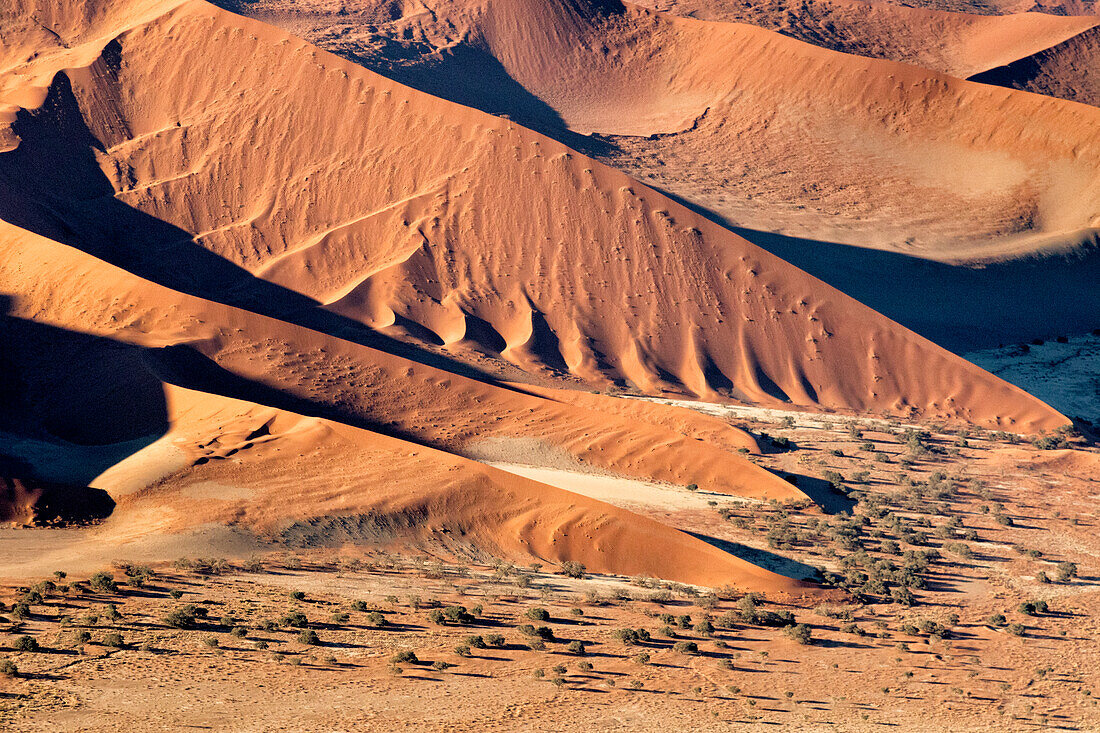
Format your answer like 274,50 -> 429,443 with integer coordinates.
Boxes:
0,0 -> 1068,431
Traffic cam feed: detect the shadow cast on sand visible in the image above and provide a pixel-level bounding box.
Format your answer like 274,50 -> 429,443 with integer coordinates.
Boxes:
687,532 -> 821,581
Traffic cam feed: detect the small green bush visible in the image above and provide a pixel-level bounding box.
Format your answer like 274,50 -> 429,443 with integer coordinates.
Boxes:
89,572 -> 117,593
13,636 -> 39,652
297,629 -> 320,646
392,650 -> 418,664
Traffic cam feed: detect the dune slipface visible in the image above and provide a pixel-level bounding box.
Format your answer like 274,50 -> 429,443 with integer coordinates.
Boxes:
0,0 -> 1069,589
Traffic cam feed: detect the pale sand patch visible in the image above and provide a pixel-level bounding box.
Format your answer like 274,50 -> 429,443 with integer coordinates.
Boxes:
484,462 -> 751,513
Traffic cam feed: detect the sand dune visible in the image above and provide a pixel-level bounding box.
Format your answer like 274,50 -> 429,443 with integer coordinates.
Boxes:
225,0 -> 1100,258
970,24 -> 1100,107
638,0 -> 1099,81
0,0 -> 1076,592
0,0 -> 1068,427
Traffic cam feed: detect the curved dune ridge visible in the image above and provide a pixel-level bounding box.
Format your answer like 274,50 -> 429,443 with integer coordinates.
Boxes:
0,0 -> 1067,428
969,24 -> 1100,108
0,222 -> 811,591
0,0 -> 1070,587
636,0 -> 1099,81
226,0 -> 1100,257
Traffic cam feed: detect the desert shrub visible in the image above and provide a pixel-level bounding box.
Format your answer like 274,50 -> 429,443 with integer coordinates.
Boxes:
485,634 -> 505,647
231,626 -> 248,638
783,624 -> 812,645
432,660 -> 453,671
632,652 -> 651,665
0,659 -> 17,677
525,607 -> 550,622
330,612 -> 350,625
443,605 -> 474,624
289,591 -> 305,601
694,619 -> 714,636
365,611 -> 387,627
567,640 -> 586,655
10,603 -> 30,620
352,600 -> 369,612
986,613 -> 1007,627
169,589 -> 184,599
561,561 -> 587,579
392,650 -> 418,664
676,614 -> 692,629
464,635 -> 486,650
1056,562 -> 1078,582
203,636 -> 220,648
673,640 -> 699,655
454,644 -> 471,657
102,632 -> 125,649
281,611 -> 308,628
164,606 -> 197,629
1007,623 -> 1026,637
648,589 -> 673,604
13,635 -> 39,652
89,572 -> 117,593
428,609 -> 445,625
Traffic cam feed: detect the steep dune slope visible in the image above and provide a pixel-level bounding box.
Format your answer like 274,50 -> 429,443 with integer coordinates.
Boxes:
226,0 -> 1100,258
0,223 -> 815,590
0,0 -> 1067,429
970,24 -> 1100,107
636,0 -> 1099,81
0,223 -> 804,501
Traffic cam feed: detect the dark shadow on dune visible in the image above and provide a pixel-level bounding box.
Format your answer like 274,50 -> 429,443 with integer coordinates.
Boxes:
0,71 -> 532,393
636,181 -> 1100,354
0,295 -> 169,488
787,474 -> 856,514
687,531 -> 821,581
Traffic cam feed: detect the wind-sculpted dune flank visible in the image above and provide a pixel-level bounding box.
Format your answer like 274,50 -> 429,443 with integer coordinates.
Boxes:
221,0 -> 1100,258
0,222 -> 818,592
970,24 -> 1100,108
226,0 -> 1100,352
0,0 -> 1067,432
637,0 -> 1100,82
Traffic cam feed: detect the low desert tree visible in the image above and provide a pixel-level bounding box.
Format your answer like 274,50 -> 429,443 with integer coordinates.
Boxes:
89,572 -> 117,593
783,624 -> 813,645
392,650 -> 418,664
1056,562 -> 1078,582
280,611 -> 308,628
561,561 -> 586,579
13,635 -> 39,652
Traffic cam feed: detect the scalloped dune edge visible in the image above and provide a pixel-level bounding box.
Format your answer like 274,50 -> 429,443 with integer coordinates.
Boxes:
0,0 -> 1068,433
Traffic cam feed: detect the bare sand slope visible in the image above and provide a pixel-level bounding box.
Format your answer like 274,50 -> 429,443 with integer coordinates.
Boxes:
970,24 -> 1100,107
0,223 -> 811,502
637,0 -> 1099,81
4,377 -> 813,591
224,0 -> 1100,258
0,0 -> 1069,429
